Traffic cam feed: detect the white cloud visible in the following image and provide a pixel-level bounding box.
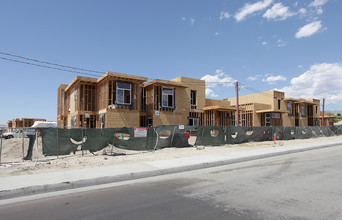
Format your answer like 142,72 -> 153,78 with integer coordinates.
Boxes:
216,69 -> 225,76
309,0 -> 328,15
215,32 -> 219,36
279,63 -> 342,104
316,8 -> 323,15
206,88 -> 219,98
182,17 -> 195,25
309,0 -> 328,7
277,39 -> 287,47
234,0 -> 273,22
247,75 -> 261,81
220,11 -> 230,20
262,75 -> 287,84
201,69 -> 236,98
263,3 -> 296,21
295,20 -> 324,38
298,8 -> 307,15
201,69 -> 235,87
262,41 -> 268,45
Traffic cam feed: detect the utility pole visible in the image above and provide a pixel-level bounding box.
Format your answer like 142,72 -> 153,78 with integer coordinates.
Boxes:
322,98 -> 325,126
236,81 -> 240,126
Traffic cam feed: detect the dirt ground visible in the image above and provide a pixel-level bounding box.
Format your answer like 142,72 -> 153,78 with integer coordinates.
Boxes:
0,135 -> 341,178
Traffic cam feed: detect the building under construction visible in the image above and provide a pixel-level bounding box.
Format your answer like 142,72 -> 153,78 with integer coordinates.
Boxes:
58,72 -> 321,128
7,118 -> 46,132
57,72 -> 236,128
224,90 -> 321,127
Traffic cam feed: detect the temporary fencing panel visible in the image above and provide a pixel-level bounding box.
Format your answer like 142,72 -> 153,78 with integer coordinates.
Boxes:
309,127 -> 324,138
327,126 -> 338,136
148,125 -> 189,149
225,126 -> 248,144
24,135 -> 36,160
336,125 -> 342,135
82,128 -> 115,152
38,125 -> 342,156
195,126 -> 225,146
40,128 -> 82,156
273,127 -> 296,140
112,127 -> 150,151
225,126 -> 273,144
295,127 -> 313,139
273,127 -> 284,140
247,127 -> 273,142
320,126 -> 336,137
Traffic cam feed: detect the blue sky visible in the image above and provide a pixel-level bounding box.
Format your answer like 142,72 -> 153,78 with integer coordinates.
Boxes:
1,0 -> 342,124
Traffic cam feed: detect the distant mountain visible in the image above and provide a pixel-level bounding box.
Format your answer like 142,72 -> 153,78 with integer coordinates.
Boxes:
0,124 -> 7,128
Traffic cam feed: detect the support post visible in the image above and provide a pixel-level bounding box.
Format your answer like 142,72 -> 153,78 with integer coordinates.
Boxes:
0,131 -> 2,165
236,81 -> 240,126
82,128 -> 84,156
169,127 -> 176,148
22,128 -> 24,159
322,98 -> 325,126
57,127 -> 59,158
35,129 -> 39,164
153,128 -> 159,150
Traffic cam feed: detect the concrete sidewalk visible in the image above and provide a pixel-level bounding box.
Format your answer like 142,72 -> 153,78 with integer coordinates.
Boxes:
1,138 -> 342,200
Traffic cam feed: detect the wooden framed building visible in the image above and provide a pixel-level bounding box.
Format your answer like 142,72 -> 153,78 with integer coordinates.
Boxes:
283,98 -> 320,126
320,113 -> 340,126
57,72 -> 148,128
142,79 -> 188,127
57,73 -> 236,128
97,72 -> 148,128
58,73 -> 322,128
203,99 -> 235,127
7,118 -> 46,132
224,90 -> 321,127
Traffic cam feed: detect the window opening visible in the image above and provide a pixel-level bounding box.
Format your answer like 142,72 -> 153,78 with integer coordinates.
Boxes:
162,87 -> 174,108
188,117 -> 199,126
191,90 -> 197,105
116,82 -> 131,105
68,95 -> 70,112
301,104 -> 306,116
287,102 -> 293,115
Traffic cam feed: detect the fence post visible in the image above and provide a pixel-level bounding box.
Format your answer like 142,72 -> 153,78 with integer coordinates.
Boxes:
35,129 -> 39,164
111,130 -> 116,155
0,132 -> 2,165
82,128 -> 84,156
22,128 -> 25,159
57,127 -> 59,158
153,127 -> 159,150
169,127 -> 176,148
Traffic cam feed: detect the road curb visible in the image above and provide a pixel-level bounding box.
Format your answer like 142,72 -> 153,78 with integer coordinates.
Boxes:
1,142 -> 341,200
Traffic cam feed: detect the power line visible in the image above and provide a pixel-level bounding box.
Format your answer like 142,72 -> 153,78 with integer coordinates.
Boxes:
1,52 -> 340,108
238,82 -> 275,98
0,56 -> 101,77
0,51 -> 105,75
325,100 -> 342,110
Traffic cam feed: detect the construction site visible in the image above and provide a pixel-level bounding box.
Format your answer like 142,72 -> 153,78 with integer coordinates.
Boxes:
57,72 -> 324,129
0,71 -> 340,177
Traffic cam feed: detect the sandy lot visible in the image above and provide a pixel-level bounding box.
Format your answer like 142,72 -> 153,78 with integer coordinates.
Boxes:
0,135 -> 342,178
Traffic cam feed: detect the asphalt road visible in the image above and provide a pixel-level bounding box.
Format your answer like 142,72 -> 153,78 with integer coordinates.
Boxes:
1,145 -> 342,220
